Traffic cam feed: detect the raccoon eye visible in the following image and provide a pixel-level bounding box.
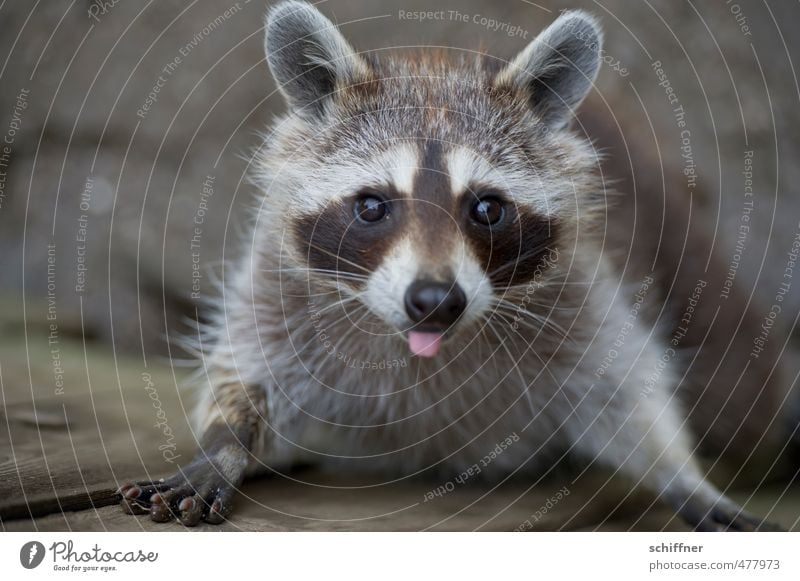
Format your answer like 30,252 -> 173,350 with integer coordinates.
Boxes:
353,194 -> 388,223
470,197 -> 504,226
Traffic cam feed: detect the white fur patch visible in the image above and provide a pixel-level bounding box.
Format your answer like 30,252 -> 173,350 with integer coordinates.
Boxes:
450,239 -> 493,326
361,234 -> 492,333
445,146 -> 561,217
285,143 -> 419,213
446,146 -> 496,195
362,236 -> 419,330
379,142 -> 419,195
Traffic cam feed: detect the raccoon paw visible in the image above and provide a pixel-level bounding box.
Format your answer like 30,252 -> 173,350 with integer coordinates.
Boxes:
118,458 -> 242,526
676,495 -> 784,532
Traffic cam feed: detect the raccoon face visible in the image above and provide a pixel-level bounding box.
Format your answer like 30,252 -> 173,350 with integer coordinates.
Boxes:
263,1 -> 602,357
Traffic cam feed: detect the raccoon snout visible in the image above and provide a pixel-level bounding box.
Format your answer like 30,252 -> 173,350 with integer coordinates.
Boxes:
404,280 -> 466,329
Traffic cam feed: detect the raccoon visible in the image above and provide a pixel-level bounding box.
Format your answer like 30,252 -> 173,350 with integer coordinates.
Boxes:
119,1 -> 786,530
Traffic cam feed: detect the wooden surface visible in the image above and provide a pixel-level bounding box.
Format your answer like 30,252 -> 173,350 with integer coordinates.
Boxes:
1,297 -> 799,532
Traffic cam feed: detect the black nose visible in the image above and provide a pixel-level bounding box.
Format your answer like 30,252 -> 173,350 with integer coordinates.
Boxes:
404,280 -> 467,327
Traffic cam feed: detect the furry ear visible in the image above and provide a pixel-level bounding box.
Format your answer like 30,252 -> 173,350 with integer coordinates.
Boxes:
265,1 -> 370,116
495,10 -> 602,129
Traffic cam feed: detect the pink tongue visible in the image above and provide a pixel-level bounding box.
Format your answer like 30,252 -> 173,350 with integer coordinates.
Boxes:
408,331 -> 443,358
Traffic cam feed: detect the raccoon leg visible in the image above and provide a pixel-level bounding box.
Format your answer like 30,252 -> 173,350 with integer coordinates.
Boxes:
661,481 -> 783,532
569,391 -> 782,531
119,381 -> 266,526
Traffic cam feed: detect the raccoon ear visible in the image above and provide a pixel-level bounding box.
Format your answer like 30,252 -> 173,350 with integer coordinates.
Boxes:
265,1 -> 370,116
495,10 -> 602,129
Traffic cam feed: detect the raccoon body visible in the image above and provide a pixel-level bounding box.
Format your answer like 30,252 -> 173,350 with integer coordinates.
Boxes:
209,249 -> 665,480
119,1 -> 788,530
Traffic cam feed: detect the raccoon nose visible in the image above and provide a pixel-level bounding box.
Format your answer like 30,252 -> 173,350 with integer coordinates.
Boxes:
404,280 -> 467,327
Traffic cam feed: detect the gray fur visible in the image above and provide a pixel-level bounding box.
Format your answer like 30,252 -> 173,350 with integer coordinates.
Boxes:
265,0 -> 369,116
496,10 -> 603,128
123,2 -> 779,531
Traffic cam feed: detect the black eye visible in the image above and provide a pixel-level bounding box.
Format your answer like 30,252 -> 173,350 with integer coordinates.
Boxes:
353,194 -> 388,223
470,197 -> 504,226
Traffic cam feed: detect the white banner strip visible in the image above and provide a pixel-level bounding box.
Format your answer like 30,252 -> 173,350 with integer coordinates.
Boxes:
2,532 -> 797,579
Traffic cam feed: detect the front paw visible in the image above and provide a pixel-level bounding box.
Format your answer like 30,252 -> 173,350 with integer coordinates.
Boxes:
118,457 -> 242,526
676,495 -> 784,532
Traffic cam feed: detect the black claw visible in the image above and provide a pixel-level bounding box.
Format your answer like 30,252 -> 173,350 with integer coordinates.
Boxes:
150,492 -> 177,522
120,459 -> 243,526
205,498 -> 230,525
121,497 -> 150,515
124,486 -> 143,500
116,482 -> 135,497
178,496 -> 204,527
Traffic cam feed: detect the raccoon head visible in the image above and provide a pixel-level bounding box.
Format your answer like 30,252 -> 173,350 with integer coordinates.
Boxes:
261,1 -> 603,358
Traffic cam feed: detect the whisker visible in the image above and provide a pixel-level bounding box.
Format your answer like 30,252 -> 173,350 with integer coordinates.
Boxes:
487,244 -> 557,279
307,293 -> 364,318
491,302 -> 568,339
329,307 -> 374,356
489,298 -> 573,343
304,243 -> 373,275
261,266 -> 370,281
483,317 -> 537,417
303,304 -> 373,373
491,292 -> 582,313
282,291 -> 340,299
295,303 -> 369,357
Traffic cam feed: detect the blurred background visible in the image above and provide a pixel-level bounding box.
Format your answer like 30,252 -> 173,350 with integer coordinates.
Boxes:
1,0 -> 798,355
1,0 -> 799,530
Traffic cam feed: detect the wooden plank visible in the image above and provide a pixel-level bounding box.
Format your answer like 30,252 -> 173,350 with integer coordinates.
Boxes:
0,320 -> 195,525
2,312 -> 798,531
